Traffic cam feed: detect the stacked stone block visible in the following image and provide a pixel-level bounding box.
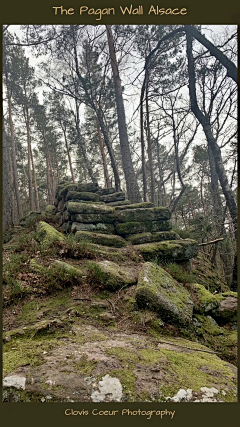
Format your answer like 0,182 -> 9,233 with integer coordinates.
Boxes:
53,181 -> 198,262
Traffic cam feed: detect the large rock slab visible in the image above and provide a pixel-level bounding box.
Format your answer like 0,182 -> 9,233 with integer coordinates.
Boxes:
59,183 -> 99,198
71,213 -> 115,224
97,187 -> 116,196
115,220 -> 172,236
100,192 -> 125,203
136,263 -> 193,325
127,231 -> 180,245
75,231 -> 126,247
67,202 -> 114,215
115,202 -> 154,211
71,222 -> 114,234
87,260 -> 137,291
115,207 -> 171,223
134,239 -> 198,262
66,191 -> 101,202
108,200 -> 131,207
3,325 -> 236,402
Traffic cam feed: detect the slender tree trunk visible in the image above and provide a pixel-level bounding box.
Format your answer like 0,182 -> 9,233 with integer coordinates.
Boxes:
140,73 -> 148,202
74,99 -> 96,183
96,108 -> 121,191
61,123 -> 75,183
145,73 -> 155,204
186,31 -> 237,242
30,144 -> 40,211
97,121 -> 110,188
106,25 -> 141,203
7,87 -> 23,220
2,119 -> 13,235
25,106 -> 34,211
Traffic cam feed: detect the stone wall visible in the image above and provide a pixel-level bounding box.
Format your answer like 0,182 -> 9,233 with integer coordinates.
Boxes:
53,181 -> 198,263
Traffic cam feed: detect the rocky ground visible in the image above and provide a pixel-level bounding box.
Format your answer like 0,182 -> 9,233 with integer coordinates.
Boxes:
2,208 -> 238,403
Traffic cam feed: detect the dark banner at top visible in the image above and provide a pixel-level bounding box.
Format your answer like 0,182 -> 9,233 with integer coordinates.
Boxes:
1,0 -> 240,24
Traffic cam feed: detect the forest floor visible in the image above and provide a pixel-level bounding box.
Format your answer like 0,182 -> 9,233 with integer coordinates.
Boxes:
2,216 -> 238,403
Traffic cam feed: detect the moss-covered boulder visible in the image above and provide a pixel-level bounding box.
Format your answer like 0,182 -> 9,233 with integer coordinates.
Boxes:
115,207 -> 171,223
45,205 -> 56,215
115,202 -> 154,211
136,263 -> 194,325
100,192 -> 125,203
53,260 -> 82,281
71,212 -> 115,224
192,284 -> 220,315
127,231 -> 180,245
59,182 -> 99,197
115,220 -> 172,236
135,239 -> 198,262
37,222 -> 65,246
71,222 -> 114,234
75,231 -> 126,247
66,191 -> 101,202
87,260 -> 137,291
67,202 -> 114,215
212,293 -> 238,324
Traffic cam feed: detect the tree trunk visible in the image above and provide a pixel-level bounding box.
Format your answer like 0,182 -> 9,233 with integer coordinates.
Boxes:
186,31 -> 237,242
25,105 -> 34,211
140,74 -> 148,202
145,73 -> 155,204
74,99 -> 96,183
97,121 -> 110,188
96,108 -> 121,191
2,119 -> 13,235
30,144 -> 40,211
106,25 -> 141,203
7,87 -> 23,220
61,123 -> 75,183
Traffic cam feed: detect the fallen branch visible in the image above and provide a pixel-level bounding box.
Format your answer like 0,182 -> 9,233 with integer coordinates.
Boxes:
198,238 -> 224,247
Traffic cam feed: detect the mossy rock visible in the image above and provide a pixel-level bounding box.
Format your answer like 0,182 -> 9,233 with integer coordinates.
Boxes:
127,231 -> 180,245
87,260 -> 137,291
115,220 -> 172,236
44,205 -> 56,215
75,231 -> 126,247
100,192 -> 125,203
211,294 -> 238,324
71,212 -> 115,224
37,221 -> 65,247
136,263 -> 193,326
135,239 -> 198,262
53,260 -> 82,281
97,187 -> 116,196
193,315 -> 237,364
59,182 -> 99,197
71,222 -> 115,234
67,201 -> 114,215
108,200 -> 131,207
192,284 -> 220,314
115,202 -> 154,211
66,191 -> 100,202
115,207 -> 171,223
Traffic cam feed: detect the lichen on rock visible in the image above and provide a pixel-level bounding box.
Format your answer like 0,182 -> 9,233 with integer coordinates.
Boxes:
136,262 -> 194,325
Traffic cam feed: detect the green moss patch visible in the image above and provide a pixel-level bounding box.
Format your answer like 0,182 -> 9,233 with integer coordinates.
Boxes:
136,262 -> 193,326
